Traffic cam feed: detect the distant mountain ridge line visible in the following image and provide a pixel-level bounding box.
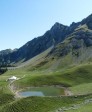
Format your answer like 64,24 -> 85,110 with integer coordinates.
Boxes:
0,13 -> 92,66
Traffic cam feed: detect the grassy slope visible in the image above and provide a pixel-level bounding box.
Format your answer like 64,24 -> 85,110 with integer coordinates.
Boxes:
15,46 -> 53,68
67,103 -> 92,112
0,23 -> 92,112
70,83 -> 92,95
0,94 -> 14,111
0,63 -> 91,112
0,95 -> 92,112
13,63 -> 92,88
0,52 -> 92,112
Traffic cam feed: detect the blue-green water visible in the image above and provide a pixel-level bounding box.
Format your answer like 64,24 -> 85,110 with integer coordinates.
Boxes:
18,87 -> 64,97
19,91 -> 44,97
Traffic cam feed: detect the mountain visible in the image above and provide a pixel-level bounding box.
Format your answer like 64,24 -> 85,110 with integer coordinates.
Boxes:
0,23 -> 70,65
49,15 -> 92,66
0,14 -> 92,66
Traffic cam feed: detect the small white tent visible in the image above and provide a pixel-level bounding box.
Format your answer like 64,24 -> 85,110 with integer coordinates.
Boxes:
8,76 -> 17,81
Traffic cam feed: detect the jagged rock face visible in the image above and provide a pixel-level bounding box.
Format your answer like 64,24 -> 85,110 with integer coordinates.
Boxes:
0,49 -> 12,55
50,22 -> 68,43
0,14 -> 92,65
81,14 -> 92,29
0,23 -> 69,64
50,29 -> 92,58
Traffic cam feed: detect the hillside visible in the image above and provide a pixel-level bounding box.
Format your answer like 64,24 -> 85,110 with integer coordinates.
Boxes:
0,23 -> 68,65
25,16 -> 92,70
0,14 -> 92,66
0,61 -> 92,112
0,14 -> 92,112
50,24 -> 92,63
0,18 -> 80,65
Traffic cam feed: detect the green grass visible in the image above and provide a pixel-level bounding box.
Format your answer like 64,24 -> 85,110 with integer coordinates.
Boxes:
0,26 -> 92,111
66,102 -> 92,112
0,95 -> 92,112
0,59 -> 92,112
0,94 -> 14,107
70,83 -> 92,95
15,46 -> 53,68
0,75 -> 13,94
13,63 -> 92,89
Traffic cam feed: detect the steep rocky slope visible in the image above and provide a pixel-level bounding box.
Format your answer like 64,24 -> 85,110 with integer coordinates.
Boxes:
0,14 -> 92,66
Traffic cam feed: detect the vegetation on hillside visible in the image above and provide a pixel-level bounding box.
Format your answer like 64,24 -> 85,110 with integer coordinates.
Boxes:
0,14 -> 92,112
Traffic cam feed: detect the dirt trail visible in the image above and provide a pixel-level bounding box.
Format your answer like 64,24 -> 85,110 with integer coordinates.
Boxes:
8,75 -> 25,98
64,88 -> 73,96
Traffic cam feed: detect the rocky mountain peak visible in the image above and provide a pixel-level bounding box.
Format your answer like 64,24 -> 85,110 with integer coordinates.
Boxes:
51,22 -> 67,32
81,13 -> 92,29
0,13 -> 92,66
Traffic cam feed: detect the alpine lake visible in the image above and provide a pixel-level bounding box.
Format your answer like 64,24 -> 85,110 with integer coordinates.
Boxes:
18,86 -> 65,97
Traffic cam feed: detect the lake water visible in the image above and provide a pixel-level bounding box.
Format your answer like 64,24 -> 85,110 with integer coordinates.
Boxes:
19,91 -> 44,97
18,87 -> 64,97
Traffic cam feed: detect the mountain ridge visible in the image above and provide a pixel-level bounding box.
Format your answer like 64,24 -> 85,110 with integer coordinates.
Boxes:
0,14 -> 92,66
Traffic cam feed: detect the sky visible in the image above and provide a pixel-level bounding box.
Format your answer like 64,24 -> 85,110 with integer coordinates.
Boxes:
0,0 -> 92,50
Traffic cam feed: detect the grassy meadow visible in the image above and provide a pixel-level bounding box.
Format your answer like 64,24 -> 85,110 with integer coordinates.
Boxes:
0,52 -> 92,112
